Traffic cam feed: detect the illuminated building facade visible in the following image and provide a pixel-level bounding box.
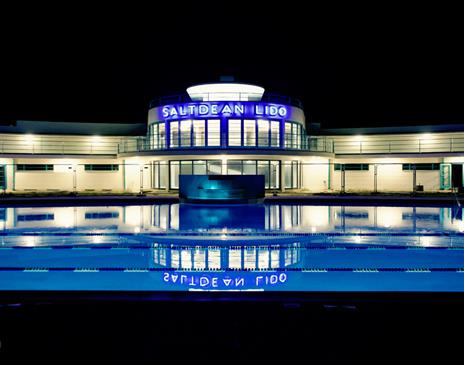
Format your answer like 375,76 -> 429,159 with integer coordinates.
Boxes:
0,82 -> 463,193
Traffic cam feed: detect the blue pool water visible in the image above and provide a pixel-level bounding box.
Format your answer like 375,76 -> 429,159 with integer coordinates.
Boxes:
1,203 -> 464,292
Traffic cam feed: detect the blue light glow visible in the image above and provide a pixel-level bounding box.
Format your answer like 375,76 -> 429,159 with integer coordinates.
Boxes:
162,271 -> 288,290
160,102 -> 289,121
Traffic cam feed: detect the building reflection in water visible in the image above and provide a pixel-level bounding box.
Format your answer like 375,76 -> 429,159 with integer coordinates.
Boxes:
1,204 -> 464,234
152,243 -> 301,271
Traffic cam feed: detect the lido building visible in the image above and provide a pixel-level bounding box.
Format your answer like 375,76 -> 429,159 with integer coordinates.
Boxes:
0,81 -> 463,194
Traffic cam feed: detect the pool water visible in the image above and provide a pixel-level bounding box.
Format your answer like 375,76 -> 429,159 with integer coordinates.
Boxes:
1,203 -> 464,292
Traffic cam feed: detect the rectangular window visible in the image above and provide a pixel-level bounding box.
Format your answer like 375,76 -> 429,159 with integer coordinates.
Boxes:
170,121 -> 179,148
180,120 -> 192,147
270,121 -> 280,147
153,161 -> 167,189
227,160 -> 242,175
17,213 -> 54,221
180,160 -> 193,175
244,119 -> 256,146
170,161 -> 180,189
16,164 -> 54,171
193,120 -> 205,147
257,119 -> 269,147
258,161 -> 270,189
193,160 -> 207,175
85,212 -> 119,219
243,160 -> 257,175
334,164 -> 369,171
0,166 -> 6,189
285,122 -> 292,148
402,163 -> 440,171
284,161 -> 299,188
159,123 -> 166,148
207,119 -> 220,146
270,160 -> 280,189
228,119 -> 241,146
207,160 -> 222,175
84,164 -> 119,171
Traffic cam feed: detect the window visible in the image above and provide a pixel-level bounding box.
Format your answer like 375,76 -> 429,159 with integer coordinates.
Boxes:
207,119 -> 220,146
228,119 -> 241,146
180,120 -> 192,147
169,160 -> 222,189
257,119 -> 270,147
16,164 -> 53,171
17,213 -> 54,221
85,212 -> 119,219
170,121 -> 179,148
402,163 -> 440,171
270,121 -> 280,147
284,161 -> 299,188
152,161 -> 167,189
84,164 -> 119,171
0,166 -> 5,190
285,122 -> 304,149
150,122 -> 166,149
244,119 -> 256,146
193,120 -> 205,147
334,164 -> 369,171
226,160 -> 280,189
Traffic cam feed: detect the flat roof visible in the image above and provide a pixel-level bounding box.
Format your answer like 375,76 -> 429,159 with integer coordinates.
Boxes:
0,120 -> 146,136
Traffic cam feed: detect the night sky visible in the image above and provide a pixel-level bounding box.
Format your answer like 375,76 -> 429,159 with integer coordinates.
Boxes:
0,8 -> 462,129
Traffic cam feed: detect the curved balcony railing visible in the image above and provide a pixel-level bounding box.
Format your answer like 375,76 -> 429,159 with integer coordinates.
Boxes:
148,92 -> 303,109
118,136 -> 332,154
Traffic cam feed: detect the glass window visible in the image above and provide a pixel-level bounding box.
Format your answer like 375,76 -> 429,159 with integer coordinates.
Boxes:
258,119 -> 269,147
228,119 -> 241,146
285,122 -> 292,148
243,160 -> 257,175
180,120 -> 191,147
292,123 -> 298,149
153,161 -> 167,189
193,120 -> 205,147
244,119 -> 256,146
170,121 -> 179,148
270,161 -> 280,189
258,161 -> 270,189
16,164 -> 54,171
170,161 -> 179,189
159,123 -> 166,148
84,164 -> 119,171
193,160 -> 207,175
207,119 -> 220,146
292,161 -> 299,187
227,160 -> 242,175
180,160 -> 193,175
270,121 -> 280,147
207,160 -> 222,175
284,161 -> 299,189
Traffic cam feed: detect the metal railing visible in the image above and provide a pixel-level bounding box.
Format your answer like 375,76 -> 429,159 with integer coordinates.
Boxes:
332,137 -> 464,154
118,136 -> 332,153
148,92 -> 303,109
0,136 -> 122,155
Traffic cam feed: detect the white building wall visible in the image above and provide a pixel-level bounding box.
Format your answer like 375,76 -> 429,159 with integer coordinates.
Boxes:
301,157 -> 329,192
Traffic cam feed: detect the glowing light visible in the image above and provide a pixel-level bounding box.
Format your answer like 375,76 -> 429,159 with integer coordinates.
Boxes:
24,134 -> 35,145
354,235 -> 362,244
133,227 -> 141,233
23,236 -> 37,246
187,83 -> 265,101
92,236 -> 102,244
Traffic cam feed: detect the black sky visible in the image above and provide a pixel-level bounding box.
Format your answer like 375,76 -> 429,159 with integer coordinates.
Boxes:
0,7 -> 463,129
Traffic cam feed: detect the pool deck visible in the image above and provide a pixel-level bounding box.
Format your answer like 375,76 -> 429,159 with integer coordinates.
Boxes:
1,192 -> 463,206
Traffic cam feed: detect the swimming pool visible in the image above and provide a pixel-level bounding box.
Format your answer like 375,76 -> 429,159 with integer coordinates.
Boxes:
1,203 -> 464,292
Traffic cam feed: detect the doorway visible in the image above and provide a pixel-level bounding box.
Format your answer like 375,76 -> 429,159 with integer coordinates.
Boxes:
452,164 -> 463,189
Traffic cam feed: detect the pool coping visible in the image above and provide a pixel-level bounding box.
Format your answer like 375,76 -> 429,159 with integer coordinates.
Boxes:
0,194 -> 462,206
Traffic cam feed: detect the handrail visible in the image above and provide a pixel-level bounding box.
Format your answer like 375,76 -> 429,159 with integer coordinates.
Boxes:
148,93 -> 303,109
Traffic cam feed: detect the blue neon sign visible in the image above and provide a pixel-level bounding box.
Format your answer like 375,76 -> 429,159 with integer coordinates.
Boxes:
162,271 -> 288,291
159,102 -> 289,121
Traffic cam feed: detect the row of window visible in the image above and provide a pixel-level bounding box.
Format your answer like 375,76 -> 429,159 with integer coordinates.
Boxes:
153,160 -> 300,190
148,120 -> 305,149
334,163 -> 442,171
15,164 -> 120,171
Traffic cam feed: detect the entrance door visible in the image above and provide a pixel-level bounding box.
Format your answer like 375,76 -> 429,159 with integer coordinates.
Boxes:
452,164 -> 463,189
440,163 -> 452,190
